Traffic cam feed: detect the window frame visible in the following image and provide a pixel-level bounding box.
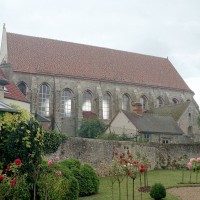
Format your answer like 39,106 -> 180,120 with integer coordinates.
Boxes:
38,83 -> 50,117
61,89 -> 73,117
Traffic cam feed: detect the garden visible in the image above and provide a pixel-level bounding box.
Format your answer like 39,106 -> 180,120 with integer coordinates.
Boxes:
1,107 -> 200,200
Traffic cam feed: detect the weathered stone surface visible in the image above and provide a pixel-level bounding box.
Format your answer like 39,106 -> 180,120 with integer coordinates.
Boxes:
48,138 -> 200,175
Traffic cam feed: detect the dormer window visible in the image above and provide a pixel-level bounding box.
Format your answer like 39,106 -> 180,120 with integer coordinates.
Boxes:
3,86 -> 8,92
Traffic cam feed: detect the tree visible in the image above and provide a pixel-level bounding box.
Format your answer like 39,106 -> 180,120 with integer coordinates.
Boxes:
77,119 -> 106,138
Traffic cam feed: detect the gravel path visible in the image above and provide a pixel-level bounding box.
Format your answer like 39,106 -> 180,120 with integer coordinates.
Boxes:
168,187 -> 200,200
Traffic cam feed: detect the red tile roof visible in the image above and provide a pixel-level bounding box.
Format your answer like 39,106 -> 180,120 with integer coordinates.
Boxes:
0,69 -> 29,102
82,111 -> 97,120
7,32 -> 191,92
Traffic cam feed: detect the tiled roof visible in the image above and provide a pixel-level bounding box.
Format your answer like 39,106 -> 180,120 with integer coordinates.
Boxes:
123,110 -> 183,135
0,69 -> 29,102
82,111 -> 97,120
149,102 -> 190,121
7,32 -> 191,92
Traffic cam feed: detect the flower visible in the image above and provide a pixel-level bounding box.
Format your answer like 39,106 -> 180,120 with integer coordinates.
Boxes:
48,160 -> 53,166
14,158 -> 22,166
55,156 -> 60,161
140,164 -> 147,173
127,171 -> 131,176
10,178 -> 16,188
187,162 -> 193,170
133,161 -> 138,165
6,165 -> 11,171
57,171 -> 62,176
114,152 -> 118,155
197,157 -> 200,163
140,167 -> 147,173
190,158 -> 197,163
0,174 -> 4,180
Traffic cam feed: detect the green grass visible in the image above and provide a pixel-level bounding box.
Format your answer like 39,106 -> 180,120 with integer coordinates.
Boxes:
80,169 -> 200,200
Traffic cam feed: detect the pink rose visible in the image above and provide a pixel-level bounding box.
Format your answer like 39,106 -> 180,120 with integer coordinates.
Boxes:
48,160 -> 53,166
57,171 -> 62,176
197,157 -> 200,163
190,158 -> 197,163
187,162 -> 193,170
55,156 -> 60,161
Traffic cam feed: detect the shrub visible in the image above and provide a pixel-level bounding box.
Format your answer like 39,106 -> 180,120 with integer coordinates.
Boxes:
98,132 -> 130,141
37,161 -> 79,200
150,183 -> 166,200
59,159 -> 81,170
43,130 -> 68,154
72,164 -> 99,197
77,119 -> 106,138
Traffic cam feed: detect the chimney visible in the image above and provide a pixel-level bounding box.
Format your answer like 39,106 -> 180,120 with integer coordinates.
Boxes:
132,102 -> 143,116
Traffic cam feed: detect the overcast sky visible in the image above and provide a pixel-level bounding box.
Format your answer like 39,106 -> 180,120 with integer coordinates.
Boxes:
1,0 -> 200,105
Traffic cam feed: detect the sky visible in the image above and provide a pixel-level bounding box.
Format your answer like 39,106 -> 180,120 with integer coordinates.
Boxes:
0,0 -> 200,105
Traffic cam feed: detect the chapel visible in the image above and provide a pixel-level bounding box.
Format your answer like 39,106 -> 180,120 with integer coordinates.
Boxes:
0,25 -> 199,137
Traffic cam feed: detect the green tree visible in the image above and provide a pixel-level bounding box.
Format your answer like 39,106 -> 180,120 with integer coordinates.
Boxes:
77,119 -> 106,138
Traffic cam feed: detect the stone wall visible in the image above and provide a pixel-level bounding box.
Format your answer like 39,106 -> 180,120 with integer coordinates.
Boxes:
49,137 -> 200,176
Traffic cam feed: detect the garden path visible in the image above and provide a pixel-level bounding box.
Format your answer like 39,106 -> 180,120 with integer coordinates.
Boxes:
168,187 -> 200,200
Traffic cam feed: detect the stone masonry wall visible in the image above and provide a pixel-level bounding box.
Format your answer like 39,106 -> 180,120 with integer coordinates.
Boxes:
49,137 -> 200,176
12,72 -> 194,135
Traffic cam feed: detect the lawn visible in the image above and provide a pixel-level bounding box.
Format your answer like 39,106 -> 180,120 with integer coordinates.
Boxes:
80,169 -> 200,200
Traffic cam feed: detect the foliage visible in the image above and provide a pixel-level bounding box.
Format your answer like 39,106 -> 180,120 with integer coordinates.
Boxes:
1,119 -> 43,175
73,164 -> 99,197
7,174 -> 31,200
0,105 -> 44,199
77,119 -> 106,138
59,159 -> 81,170
43,130 -> 68,154
60,160 -> 99,197
37,160 -> 79,200
150,183 -> 166,200
0,159 -> 30,200
98,132 -> 130,141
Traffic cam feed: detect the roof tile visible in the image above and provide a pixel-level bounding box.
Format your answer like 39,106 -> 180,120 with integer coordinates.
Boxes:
7,32 -> 191,91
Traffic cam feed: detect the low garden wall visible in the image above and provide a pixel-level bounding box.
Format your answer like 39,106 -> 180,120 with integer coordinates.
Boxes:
50,137 -> 200,176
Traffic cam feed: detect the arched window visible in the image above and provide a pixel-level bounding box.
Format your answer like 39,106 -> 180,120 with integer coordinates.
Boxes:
82,91 -> 92,111
38,83 -> 50,116
122,94 -> 129,110
172,98 -> 179,104
140,95 -> 148,110
157,96 -> 164,107
103,93 -> 111,119
61,89 -> 73,117
17,82 -> 28,96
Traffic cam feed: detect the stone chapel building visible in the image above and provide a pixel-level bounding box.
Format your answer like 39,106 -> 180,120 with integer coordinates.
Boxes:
0,25 -> 199,136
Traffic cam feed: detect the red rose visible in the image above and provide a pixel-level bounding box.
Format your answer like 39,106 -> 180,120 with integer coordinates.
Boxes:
127,171 -> 131,176
133,161 -> 138,165
0,174 -> 4,180
140,164 -> 144,168
140,167 -> 147,173
6,165 -> 11,171
14,158 -> 22,166
120,155 -> 123,159
10,178 -> 16,188
114,152 -> 118,155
